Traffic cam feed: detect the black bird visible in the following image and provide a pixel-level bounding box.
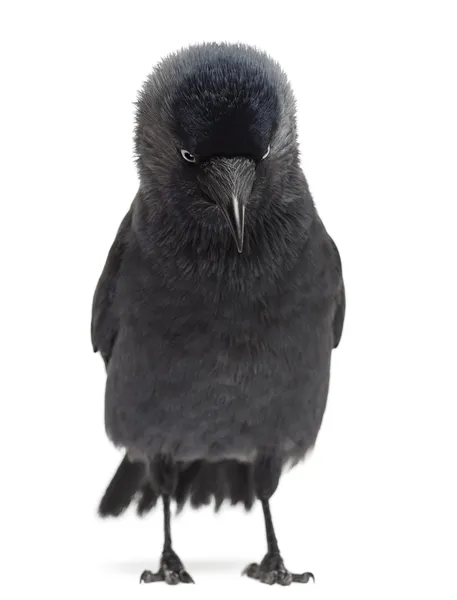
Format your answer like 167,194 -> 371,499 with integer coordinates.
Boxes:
92,42 -> 345,586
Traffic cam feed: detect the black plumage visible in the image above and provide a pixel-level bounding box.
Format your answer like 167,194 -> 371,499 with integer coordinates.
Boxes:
92,42 -> 345,585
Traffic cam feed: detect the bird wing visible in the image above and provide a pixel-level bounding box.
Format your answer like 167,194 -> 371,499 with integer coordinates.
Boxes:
91,204 -> 133,365
330,237 -> 345,349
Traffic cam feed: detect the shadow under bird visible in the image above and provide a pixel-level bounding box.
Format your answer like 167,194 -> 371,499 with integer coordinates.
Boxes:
92,42 -> 345,585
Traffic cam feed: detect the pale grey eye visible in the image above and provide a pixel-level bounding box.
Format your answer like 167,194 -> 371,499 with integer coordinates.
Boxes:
181,149 -> 196,163
261,145 -> 271,160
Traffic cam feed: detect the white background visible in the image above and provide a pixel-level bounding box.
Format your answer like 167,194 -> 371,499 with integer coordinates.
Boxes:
1,1 -> 456,597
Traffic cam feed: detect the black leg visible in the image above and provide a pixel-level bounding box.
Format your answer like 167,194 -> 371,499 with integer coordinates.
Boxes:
243,455 -> 314,585
140,457 -> 194,585
162,493 -> 172,551
262,498 -> 280,555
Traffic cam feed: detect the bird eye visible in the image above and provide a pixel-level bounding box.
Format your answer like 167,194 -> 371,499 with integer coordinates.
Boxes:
180,149 -> 196,163
261,145 -> 271,160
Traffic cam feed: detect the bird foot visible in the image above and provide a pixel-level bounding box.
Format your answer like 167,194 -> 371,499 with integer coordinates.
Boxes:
140,549 -> 194,585
243,553 -> 314,585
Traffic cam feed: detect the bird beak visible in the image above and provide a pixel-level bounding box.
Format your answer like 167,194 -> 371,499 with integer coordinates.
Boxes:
200,157 -> 255,253
220,194 -> 245,253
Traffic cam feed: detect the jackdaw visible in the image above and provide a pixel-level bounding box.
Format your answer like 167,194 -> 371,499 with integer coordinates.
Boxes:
92,42 -> 345,586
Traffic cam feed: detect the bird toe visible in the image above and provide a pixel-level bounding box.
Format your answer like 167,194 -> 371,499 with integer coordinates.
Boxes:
243,554 -> 313,585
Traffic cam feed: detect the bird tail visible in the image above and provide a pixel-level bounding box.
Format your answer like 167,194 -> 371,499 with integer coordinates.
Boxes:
98,456 -> 255,517
98,454 -> 147,517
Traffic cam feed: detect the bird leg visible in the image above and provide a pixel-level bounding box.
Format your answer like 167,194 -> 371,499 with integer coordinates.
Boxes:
140,457 -> 194,585
243,455 -> 314,585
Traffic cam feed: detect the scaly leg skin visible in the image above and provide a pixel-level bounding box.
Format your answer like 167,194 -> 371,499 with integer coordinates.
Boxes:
140,549 -> 194,585
243,456 -> 314,585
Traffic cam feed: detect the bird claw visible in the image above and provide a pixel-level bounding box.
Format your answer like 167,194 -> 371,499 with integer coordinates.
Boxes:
140,550 -> 194,585
292,571 -> 315,583
176,569 -> 194,584
140,570 -> 162,584
243,554 -> 314,585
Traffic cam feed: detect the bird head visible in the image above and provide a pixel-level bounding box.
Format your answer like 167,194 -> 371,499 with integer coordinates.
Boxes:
135,43 -> 298,254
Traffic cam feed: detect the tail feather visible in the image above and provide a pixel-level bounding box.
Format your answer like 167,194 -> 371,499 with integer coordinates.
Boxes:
98,454 -> 145,517
226,460 -> 255,509
136,482 -> 159,516
175,461 -> 202,511
98,455 -> 256,518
